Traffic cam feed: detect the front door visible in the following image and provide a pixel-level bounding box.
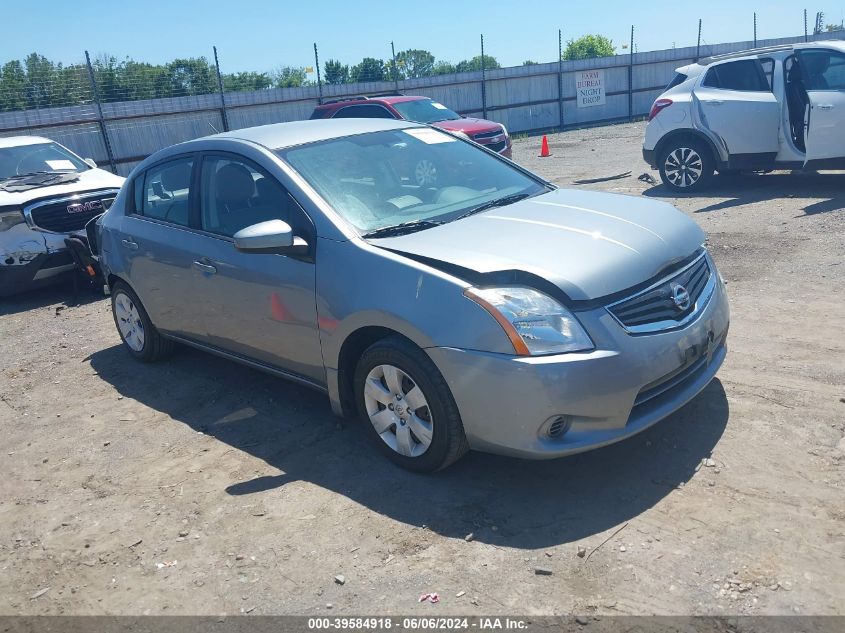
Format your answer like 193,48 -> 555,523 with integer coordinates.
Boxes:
796,48 -> 845,162
189,153 -> 324,384
694,57 -> 781,156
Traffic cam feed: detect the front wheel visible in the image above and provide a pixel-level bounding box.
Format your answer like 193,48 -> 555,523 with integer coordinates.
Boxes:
354,337 -> 468,472
658,139 -> 715,192
111,281 -> 174,362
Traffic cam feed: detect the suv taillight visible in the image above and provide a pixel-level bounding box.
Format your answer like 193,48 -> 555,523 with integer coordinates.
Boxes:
648,98 -> 673,121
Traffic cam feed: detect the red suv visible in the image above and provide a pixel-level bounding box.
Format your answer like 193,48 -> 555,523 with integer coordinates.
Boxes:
310,95 -> 512,169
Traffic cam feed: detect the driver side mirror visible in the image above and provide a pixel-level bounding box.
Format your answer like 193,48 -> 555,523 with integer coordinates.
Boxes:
84,158 -> 97,169
233,219 -> 309,256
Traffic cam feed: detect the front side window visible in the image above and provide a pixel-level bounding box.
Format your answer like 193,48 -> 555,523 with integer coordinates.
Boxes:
702,60 -> 769,91
199,156 -> 302,238
391,99 -> 462,123
333,105 -> 395,119
138,158 -> 193,226
277,127 -> 547,235
799,49 -> 845,90
0,142 -> 89,180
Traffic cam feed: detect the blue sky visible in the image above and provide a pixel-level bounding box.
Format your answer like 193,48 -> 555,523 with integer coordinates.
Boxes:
2,0 -> 843,72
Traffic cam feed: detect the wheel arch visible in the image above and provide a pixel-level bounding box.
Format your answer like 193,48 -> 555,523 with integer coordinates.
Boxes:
654,129 -> 723,168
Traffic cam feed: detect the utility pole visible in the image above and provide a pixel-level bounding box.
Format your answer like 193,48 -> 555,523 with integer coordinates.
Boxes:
212,46 -> 229,132
314,43 -> 323,104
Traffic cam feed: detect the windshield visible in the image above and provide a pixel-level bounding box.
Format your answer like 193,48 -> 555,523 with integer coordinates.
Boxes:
391,99 -> 461,123
0,142 -> 89,180
277,128 -> 546,235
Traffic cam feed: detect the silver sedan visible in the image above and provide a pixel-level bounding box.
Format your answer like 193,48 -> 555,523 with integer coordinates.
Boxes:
97,119 -> 729,472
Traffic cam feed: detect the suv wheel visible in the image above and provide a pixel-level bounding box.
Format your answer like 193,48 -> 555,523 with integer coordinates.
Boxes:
111,281 -> 174,362
658,138 -> 714,192
354,336 -> 468,472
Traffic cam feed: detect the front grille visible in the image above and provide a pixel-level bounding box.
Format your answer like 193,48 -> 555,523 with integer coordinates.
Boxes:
27,191 -> 117,234
472,129 -> 504,140
607,253 -> 713,333
482,140 -> 508,153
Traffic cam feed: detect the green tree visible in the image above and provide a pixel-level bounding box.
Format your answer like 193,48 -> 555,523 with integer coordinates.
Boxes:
455,55 -> 500,73
0,60 -> 27,111
167,57 -> 216,96
23,53 -> 56,108
323,59 -> 349,84
271,66 -> 307,88
224,71 -> 272,92
351,58 -> 386,83
430,61 -> 456,76
562,35 -> 615,60
522,60 -> 538,65
396,49 -> 435,78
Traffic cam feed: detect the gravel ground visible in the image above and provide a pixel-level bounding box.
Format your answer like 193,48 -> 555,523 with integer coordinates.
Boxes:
1,122 -> 843,617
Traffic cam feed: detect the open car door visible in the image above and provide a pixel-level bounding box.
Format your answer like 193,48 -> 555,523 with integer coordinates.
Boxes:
796,48 -> 845,163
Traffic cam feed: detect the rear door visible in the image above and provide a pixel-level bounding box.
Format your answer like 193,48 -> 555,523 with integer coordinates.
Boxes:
694,58 -> 781,156
796,48 -> 845,161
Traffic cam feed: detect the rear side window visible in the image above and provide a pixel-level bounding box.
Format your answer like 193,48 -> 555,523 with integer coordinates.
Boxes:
666,73 -> 688,90
703,60 -> 769,91
332,104 -> 396,119
137,158 -> 194,226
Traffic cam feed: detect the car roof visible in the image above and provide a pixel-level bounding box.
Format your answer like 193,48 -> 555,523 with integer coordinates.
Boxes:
315,94 -> 430,108
0,135 -> 53,149
207,118 -> 423,150
696,39 -> 845,66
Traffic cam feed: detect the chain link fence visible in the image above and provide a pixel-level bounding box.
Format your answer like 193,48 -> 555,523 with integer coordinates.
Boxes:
1,27 -> 843,175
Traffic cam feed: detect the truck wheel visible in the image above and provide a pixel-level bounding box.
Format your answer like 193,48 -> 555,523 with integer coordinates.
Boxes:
658,138 -> 715,192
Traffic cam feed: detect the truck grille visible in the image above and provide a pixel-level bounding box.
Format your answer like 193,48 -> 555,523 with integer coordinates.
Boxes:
606,252 -> 713,334
26,191 -> 118,234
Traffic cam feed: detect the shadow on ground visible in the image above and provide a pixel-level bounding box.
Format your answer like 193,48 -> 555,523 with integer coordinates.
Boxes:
89,343 -> 729,549
0,277 -> 103,316
643,171 -> 844,215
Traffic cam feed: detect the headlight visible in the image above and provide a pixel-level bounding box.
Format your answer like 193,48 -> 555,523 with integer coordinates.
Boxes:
465,286 -> 594,355
0,207 -> 26,232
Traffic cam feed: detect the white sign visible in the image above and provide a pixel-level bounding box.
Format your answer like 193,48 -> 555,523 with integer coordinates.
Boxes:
576,69 -> 606,108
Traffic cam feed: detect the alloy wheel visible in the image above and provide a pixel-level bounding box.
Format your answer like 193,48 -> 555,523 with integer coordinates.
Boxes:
114,292 -> 145,352
363,364 -> 434,458
664,147 -> 703,188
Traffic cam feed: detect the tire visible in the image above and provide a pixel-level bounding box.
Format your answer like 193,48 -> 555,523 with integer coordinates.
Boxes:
111,281 -> 174,362
658,137 -> 715,192
353,336 -> 469,472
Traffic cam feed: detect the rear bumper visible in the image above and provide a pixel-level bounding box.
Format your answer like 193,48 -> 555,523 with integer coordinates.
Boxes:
427,275 -> 730,459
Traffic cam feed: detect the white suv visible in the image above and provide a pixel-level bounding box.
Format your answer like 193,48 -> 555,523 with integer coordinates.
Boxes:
643,41 -> 845,191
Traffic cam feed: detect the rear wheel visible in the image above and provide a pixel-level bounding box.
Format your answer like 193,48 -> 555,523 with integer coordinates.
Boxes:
111,281 -> 174,362
354,337 -> 468,472
658,138 -> 714,192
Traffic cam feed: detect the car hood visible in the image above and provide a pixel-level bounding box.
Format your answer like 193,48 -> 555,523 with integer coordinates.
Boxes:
0,167 -> 124,206
433,118 -> 504,135
369,188 -> 705,302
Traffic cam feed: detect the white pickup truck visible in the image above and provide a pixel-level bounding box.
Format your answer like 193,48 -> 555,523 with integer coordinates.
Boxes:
0,136 -> 124,296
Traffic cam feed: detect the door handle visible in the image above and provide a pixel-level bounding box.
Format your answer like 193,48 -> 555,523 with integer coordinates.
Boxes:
121,239 -> 138,251
816,104 -> 834,110
192,260 -> 217,274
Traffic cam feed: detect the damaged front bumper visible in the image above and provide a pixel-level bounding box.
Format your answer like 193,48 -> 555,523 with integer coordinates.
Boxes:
0,222 -> 75,296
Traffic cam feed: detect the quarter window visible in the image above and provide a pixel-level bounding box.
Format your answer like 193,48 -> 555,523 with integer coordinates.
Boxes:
199,156 -> 309,240
138,158 -> 193,226
702,60 -> 769,91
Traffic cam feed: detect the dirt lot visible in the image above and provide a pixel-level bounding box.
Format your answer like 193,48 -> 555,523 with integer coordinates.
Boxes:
1,122 -> 843,617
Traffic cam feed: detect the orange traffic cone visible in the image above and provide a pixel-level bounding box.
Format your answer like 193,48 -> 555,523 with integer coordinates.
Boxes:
539,135 -> 551,157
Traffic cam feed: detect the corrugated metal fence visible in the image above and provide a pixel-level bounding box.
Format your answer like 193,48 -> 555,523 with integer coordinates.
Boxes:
1,32 -> 842,176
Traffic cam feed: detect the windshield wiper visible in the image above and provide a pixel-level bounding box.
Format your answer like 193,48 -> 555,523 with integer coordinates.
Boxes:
362,219 -> 443,239
452,192 -> 533,222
